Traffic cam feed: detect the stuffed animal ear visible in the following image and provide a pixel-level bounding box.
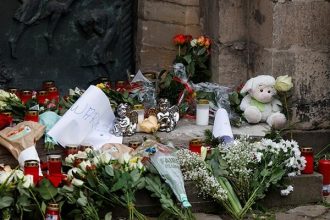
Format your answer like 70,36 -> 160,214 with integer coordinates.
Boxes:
240,78 -> 254,94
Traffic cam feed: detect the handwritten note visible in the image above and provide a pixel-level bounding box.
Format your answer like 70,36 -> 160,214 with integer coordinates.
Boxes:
48,85 -> 122,149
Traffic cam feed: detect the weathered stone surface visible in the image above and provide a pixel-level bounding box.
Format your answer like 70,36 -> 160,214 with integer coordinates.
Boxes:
185,6 -> 200,25
273,0 -> 330,50
137,44 -> 176,71
218,0 -> 247,43
262,173 -> 323,208
195,213 -> 223,220
248,0 -> 273,49
287,205 -> 328,218
141,0 -> 186,25
276,212 -> 311,220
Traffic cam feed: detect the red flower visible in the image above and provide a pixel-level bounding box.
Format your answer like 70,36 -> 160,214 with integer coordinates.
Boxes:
204,37 -> 211,48
173,34 -> 186,45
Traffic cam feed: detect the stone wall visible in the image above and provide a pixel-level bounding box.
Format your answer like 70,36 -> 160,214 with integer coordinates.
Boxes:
136,0 -> 201,71
247,0 -> 330,130
200,0 -> 330,130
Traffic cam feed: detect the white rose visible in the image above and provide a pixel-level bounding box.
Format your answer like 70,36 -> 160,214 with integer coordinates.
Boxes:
275,75 -> 293,92
118,152 -> 131,164
72,178 -> 84,187
22,175 -> 34,188
67,167 -> 81,180
65,154 -> 75,164
99,153 -> 111,164
137,160 -> 144,170
14,170 -> 24,181
79,160 -> 91,172
0,171 -> 12,184
190,39 -> 198,47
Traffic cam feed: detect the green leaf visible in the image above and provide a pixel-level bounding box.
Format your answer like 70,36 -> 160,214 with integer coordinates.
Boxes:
104,165 -> 114,177
183,54 -> 192,63
260,168 -> 270,177
0,196 -> 14,209
37,179 -> 58,200
197,47 -> 207,56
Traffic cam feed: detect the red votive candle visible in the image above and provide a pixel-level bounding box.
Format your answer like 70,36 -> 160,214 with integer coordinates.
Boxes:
65,145 -> 79,156
47,86 -> 59,104
115,80 -> 127,92
301,147 -> 314,174
189,138 -> 203,154
24,160 -> 39,185
42,80 -> 56,90
20,90 -> 32,104
48,155 -> 62,175
7,88 -> 21,98
24,110 -> 39,122
318,159 -> 330,196
37,90 -> 48,105
45,203 -> 61,220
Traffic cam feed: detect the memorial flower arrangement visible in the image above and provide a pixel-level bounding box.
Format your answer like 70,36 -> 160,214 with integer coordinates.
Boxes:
177,136 -> 306,220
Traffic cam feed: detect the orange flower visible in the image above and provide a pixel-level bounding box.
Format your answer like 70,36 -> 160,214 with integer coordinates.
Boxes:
173,34 -> 186,45
204,37 -> 211,48
197,36 -> 205,46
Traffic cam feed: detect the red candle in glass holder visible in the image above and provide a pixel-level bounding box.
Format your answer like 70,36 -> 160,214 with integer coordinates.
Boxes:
24,160 -> 39,185
301,147 -> 314,174
189,138 -> 203,154
20,90 -> 32,104
47,86 -> 59,103
115,81 -> 127,92
65,145 -> 79,156
318,159 -> 330,195
74,155 -> 87,167
37,90 -> 48,105
45,203 -> 61,220
1,112 -> 13,126
48,155 -> 62,175
42,80 -> 55,90
7,88 -> 21,98
24,110 -> 39,122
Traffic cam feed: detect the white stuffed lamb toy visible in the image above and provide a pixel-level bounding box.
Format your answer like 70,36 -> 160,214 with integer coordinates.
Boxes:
239,75 -> 287,129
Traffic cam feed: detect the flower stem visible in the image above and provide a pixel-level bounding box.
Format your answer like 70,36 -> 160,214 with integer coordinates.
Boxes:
28,188 -> 45,219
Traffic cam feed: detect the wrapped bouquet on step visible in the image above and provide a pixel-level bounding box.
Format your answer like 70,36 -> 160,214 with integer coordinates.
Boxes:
0,121 -> 45,171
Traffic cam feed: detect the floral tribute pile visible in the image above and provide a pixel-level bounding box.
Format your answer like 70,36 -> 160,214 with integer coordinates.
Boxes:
0,33 -> 309,220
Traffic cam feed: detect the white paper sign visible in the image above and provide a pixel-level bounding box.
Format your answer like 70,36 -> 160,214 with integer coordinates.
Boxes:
48,85 -> 122,149
212,108 -> 234,140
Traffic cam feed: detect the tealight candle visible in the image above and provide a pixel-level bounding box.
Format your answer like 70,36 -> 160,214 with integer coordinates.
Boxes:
196,99 -> 209,126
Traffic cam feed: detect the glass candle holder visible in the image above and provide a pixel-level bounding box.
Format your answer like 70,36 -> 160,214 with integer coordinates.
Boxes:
79,144 -> 93,152
47,87 -> 59,104
74,155 -> 87,167
45,203 -> 60,220
24,110 -> 39,122
42,80 -> 56,90
2,112 -> 13,126
196,99 -> 209,126
115,80 -> 127,92
65,145 -> 79,156
24,160 -> 39,185
129,141 -> 142,150
7,88 -> 21,98
300,147 -> 314,174
20,90 -> 32,104
318,159 -> 330,196
189,138 -> 203,154
133,104 -> 145,132
48,155 -> 62,175
37,90 -> 48,105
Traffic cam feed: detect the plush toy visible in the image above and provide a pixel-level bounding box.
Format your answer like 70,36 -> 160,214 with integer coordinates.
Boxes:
239,75 -> 287,129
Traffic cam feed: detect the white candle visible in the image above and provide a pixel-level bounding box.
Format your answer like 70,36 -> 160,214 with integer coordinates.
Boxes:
196,100 -> 209,126
133,104 -> 145,132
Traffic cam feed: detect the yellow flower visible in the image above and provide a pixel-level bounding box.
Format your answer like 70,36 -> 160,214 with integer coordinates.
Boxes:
96,83 -> 106,90
275,75 -> 293,92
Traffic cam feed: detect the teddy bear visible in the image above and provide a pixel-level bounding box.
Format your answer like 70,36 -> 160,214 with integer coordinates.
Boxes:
239,75 -> 287,129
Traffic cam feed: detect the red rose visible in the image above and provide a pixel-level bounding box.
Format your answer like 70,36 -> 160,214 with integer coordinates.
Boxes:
204,37 -> 211,48
173,34 -> 186,45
